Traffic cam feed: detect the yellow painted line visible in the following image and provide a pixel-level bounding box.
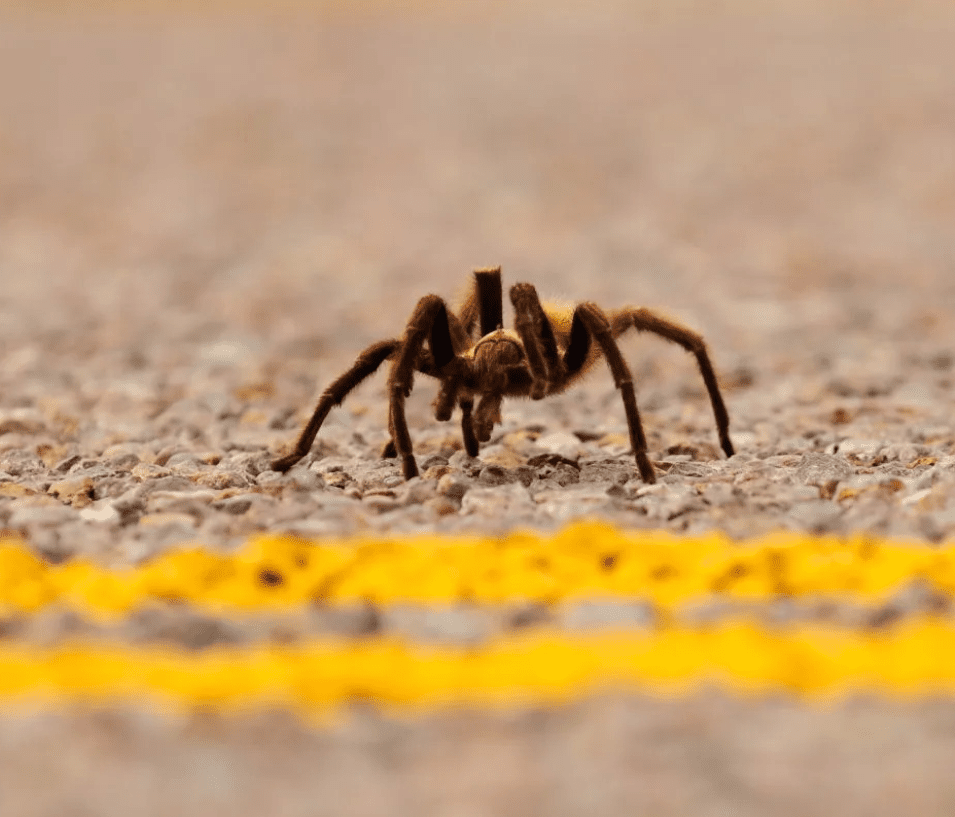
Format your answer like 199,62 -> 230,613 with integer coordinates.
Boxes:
3,621 -> 955,714
1,522 -> 953,618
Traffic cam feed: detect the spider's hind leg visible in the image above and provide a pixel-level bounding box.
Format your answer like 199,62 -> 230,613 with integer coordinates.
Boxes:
457,267 -> 503,339
272,339 -> 400,472
567,304 -> 656,483
610,307 -> 734,458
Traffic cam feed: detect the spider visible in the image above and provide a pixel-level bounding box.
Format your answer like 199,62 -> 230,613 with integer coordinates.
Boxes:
271,267 -> 735,483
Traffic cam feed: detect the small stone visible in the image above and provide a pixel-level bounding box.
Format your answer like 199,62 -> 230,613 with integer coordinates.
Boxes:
194,470 -> 251,490
423,465 -> 451,481
534,431 -> 584,461
478,465 -> 515,486
502,430 -> 540,452
460,484 -> 534,517
424,496 -> 459,516
106,453 -> 141,470
787,500 -> 844,533
48,477 -> 95,509
579,459 -> 632,485
36,444 -> 71,469
323,471 -> 352,489
285,469 -> 324,492
661,461 -> 714,479
215,496 -> 254,515
480,446 -> 526,469
701,483 -> 735,506
795,453 -> 853,486
437,474 -> 470,500
447,450 -> 482,474
138,512 -> 197,529
79,502 -> 120,523
363,495 -> 400,513
534,462 -> 580,487
836,439 -> 883,463
165,453 -> 204,474
420,455 -> 449,471
640,484 -> 704,523
0,483 -> 37,498
132,463 -> 171,482
397,479 -> 435,506
148,475 -> 194,493
53,454 -> 83,473
534,486 -> 615,522
9,504 -> 77,527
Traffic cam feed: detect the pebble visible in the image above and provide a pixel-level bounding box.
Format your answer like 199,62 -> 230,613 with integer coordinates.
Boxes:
8,504 -> 78,528
795,453 -> 854,487
534,431 -> 584,461
47,478 -> 96,509
786,500 -> 844,533
437,474 -> 471,500
478,465 -> 516,486
460,484 -> 535,518
534,487 -> 616,523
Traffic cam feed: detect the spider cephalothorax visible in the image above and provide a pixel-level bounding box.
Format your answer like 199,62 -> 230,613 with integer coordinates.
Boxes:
272,267 -> 735,483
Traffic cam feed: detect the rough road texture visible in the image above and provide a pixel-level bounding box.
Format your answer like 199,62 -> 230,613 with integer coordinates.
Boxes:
1,3 -> 954,815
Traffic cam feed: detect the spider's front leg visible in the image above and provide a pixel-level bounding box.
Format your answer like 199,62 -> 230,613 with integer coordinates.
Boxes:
272,339 -> 400,473
459,398 -> 480,456
388,294 -> 458,480
510,283 -> 565,399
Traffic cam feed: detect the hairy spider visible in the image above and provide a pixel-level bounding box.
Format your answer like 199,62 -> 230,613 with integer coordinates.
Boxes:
271,267 -> 735,483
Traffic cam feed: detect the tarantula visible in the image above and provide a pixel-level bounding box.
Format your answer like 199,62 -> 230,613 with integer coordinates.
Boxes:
272,267 -> 735,483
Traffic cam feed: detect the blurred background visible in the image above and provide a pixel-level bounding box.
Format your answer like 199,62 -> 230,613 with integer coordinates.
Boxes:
3,0 -> 953,367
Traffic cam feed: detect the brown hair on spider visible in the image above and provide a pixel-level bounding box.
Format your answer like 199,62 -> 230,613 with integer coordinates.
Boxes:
271,266 -> 735,483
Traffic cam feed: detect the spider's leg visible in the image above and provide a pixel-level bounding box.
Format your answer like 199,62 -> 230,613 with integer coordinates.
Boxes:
563,307 -> 592,377
610,307 -> 734,458
457,267 -> 503,339
272,339 -> 400,472
388,294 -> 457,479
510,283 -> 565,398
432,360 -> 467,422
459,398 -> 480,456
570,304 -> 656,483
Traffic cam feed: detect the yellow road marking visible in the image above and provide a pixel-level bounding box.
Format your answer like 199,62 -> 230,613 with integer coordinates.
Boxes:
1,522 -> 952,617
2,620 -> 955,713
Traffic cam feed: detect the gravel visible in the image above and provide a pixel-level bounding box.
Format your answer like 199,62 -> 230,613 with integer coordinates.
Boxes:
1,2 -> 955,813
